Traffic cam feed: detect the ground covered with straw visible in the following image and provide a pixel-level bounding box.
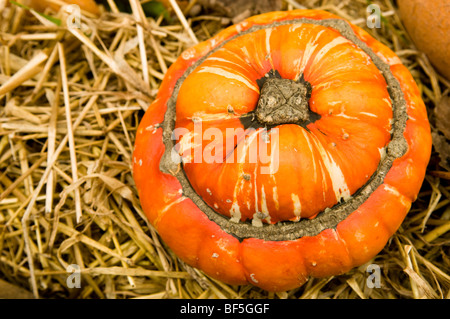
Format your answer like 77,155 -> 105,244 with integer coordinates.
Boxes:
0,0 -> 449,299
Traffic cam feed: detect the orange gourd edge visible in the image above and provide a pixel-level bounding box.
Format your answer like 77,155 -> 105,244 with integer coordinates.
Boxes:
132,9 -> 432,292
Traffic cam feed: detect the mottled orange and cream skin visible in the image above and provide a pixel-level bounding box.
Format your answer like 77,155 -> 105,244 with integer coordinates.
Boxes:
133,10 -> 431,291
176,22 -> 392,223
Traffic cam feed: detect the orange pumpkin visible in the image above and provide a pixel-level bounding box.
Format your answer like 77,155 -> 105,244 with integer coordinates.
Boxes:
133,10 -> 432,291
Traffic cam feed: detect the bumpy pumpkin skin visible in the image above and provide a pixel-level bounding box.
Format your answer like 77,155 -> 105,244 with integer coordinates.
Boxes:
133,10 -> 431,291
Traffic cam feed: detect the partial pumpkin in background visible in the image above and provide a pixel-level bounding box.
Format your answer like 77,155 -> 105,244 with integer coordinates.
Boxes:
397,0 -> 450,80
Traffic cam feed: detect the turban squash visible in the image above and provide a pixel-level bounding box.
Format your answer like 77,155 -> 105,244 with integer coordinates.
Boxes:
133,9 -> 432,291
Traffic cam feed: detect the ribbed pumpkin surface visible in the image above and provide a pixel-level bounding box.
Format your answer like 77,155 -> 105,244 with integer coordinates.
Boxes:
133,9 -> 431,291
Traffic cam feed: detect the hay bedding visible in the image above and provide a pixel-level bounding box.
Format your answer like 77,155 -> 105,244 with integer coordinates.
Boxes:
0,0 -> 448,299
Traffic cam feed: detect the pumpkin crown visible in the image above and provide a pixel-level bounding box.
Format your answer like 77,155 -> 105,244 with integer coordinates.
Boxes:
166,20 -> 405,230
149,17 -> 411,241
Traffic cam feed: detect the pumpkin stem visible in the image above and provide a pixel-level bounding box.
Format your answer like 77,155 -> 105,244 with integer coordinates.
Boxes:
255,77 -> 311,125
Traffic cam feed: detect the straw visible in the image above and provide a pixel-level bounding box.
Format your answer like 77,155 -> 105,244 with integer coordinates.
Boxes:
0,0 -> 448,299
